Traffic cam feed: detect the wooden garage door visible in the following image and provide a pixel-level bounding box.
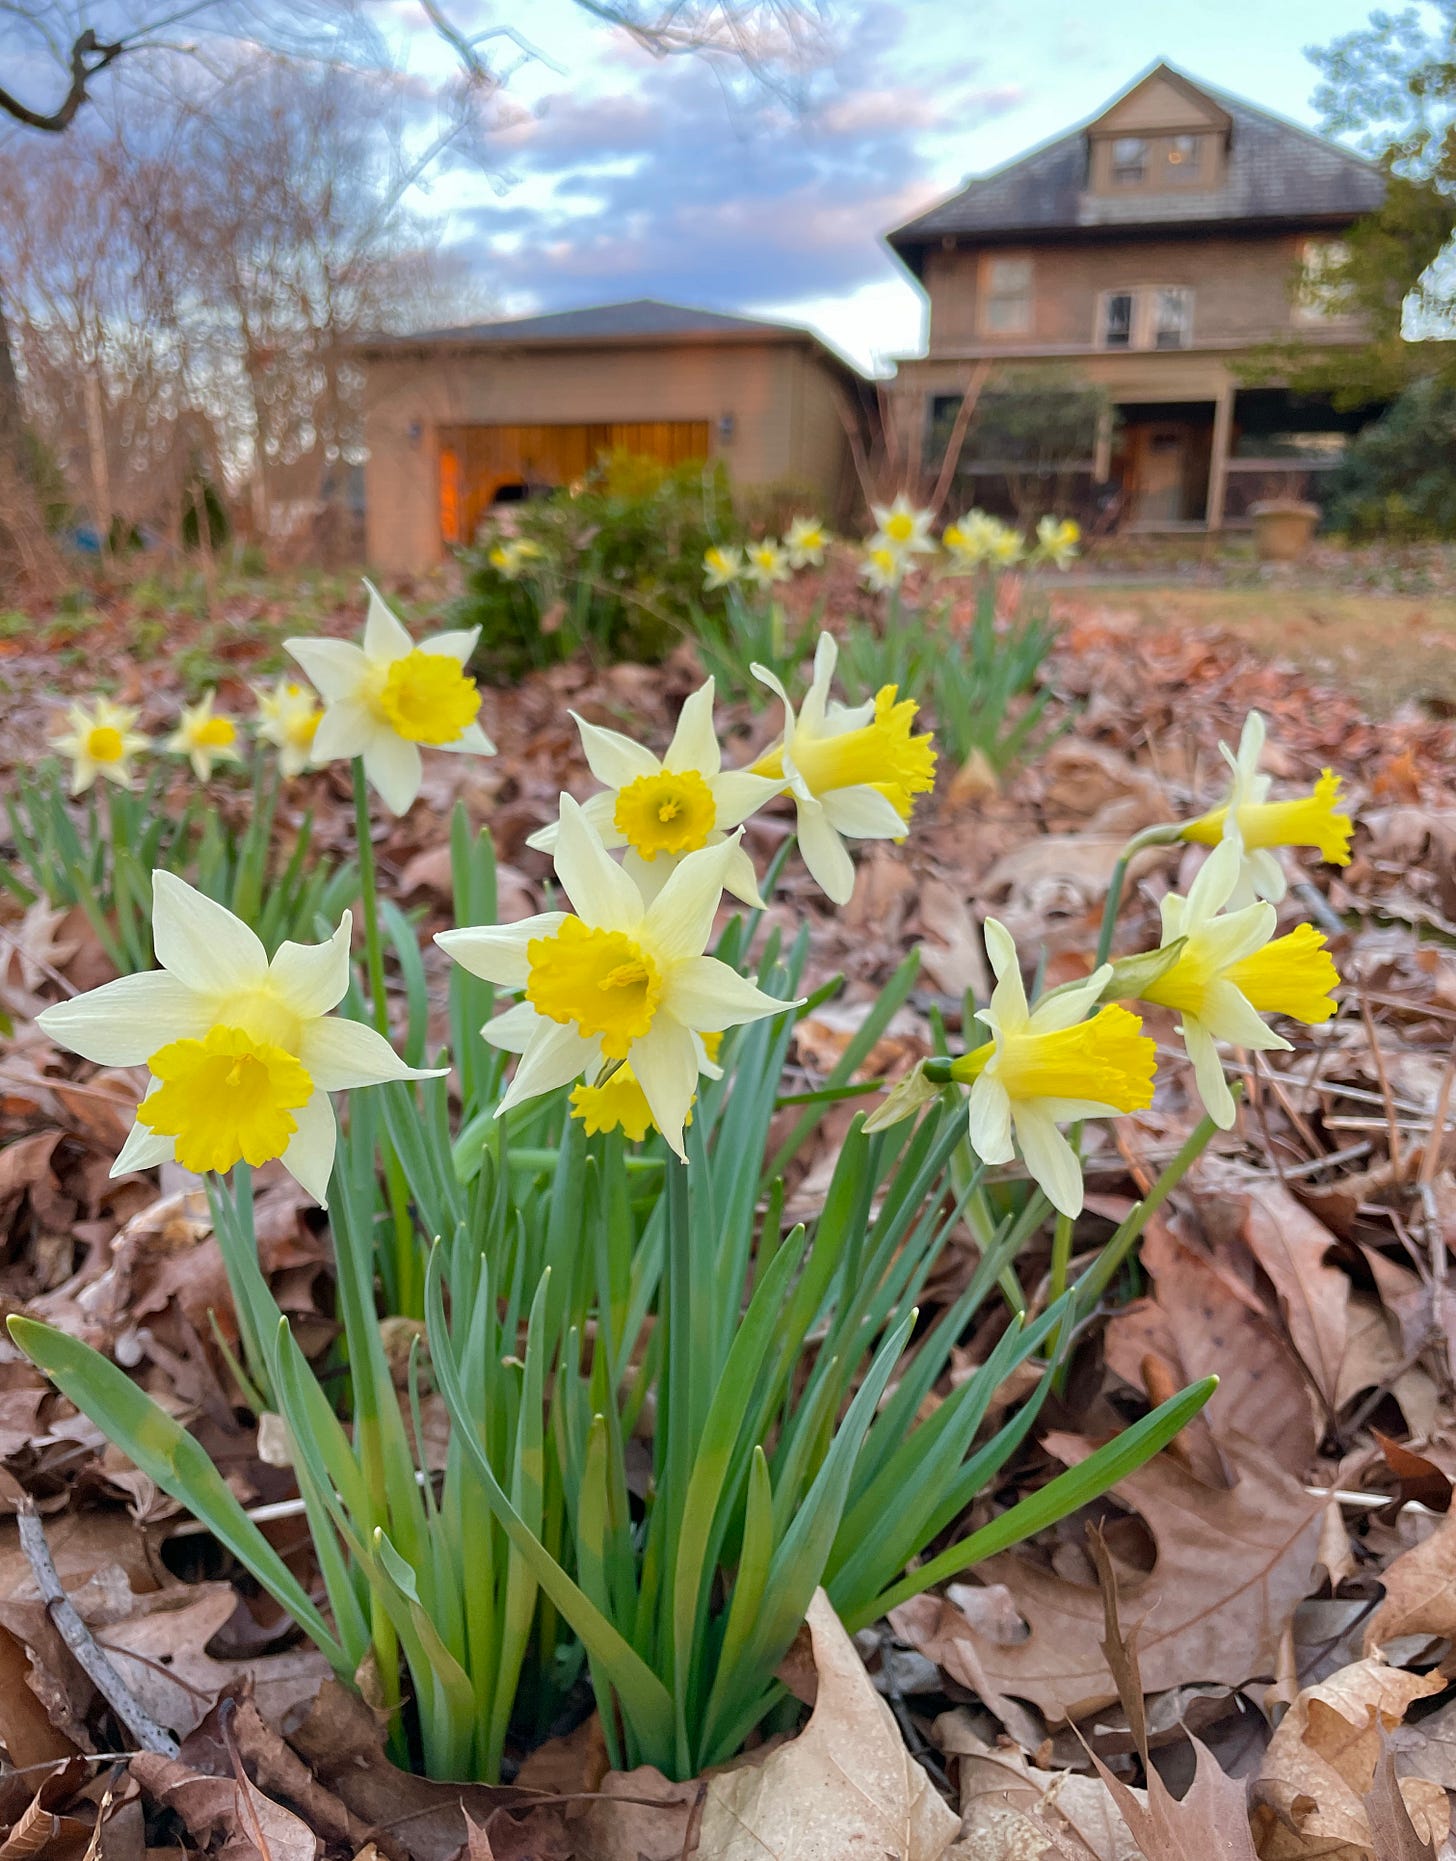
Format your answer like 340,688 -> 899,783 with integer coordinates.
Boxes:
437,421 -> 710,545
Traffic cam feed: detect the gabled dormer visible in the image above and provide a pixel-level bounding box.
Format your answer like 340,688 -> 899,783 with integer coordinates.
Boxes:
1083,64 -> 1232,199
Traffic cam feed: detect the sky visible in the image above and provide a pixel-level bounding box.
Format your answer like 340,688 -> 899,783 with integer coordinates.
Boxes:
389,0 -> 1385,370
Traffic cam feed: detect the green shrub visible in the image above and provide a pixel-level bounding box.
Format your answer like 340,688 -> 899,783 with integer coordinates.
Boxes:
1324,378 -> 1456,539
451,451 -> 741,677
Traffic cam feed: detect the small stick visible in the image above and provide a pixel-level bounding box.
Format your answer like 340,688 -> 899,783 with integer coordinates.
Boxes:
16,1499 -> 180,1757
1358,992 -> 1405,1183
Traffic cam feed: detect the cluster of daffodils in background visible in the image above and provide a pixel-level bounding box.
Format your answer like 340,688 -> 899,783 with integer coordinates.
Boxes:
871,709 -> 1350,1215
703,503 -> 1080,601
53,678 -> 321,795
36,579 -> 1349,1232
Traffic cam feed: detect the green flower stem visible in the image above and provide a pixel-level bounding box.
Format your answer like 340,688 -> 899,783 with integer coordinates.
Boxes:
352,760 -> 390,1038
350,757 -> 423,1319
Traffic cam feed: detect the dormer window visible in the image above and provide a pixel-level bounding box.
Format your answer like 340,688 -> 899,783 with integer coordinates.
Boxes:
1112,137 -> 1147,185
1167,134 -> 1203,175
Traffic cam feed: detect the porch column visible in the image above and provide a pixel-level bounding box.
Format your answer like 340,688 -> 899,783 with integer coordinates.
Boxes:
1092,406 -> 1114,483
1205,381 -> 1236,531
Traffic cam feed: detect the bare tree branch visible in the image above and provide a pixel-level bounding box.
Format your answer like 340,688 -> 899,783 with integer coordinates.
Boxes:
0,26 -> 124,131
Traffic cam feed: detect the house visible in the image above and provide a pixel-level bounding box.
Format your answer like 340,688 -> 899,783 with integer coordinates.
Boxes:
358,299 -> 865,572
885,62 -> 1387,529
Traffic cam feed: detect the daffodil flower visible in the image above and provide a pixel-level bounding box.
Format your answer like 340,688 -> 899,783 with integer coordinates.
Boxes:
744,539 -> 791,588
525,679 -> 780,906
955,919 -> 1157,1218
750,632 -> 936,905
168,691 -> 243,783
51,698 -> 149,796
254,678 -> 321,779
35,873 -> 436,1205
489,538 -> 541,581
1179,712 -> 1352,905
703,544 -> 744,591
1136,836 -> 1337,1128
784,516 -> 829,568
860,544 -> 906,593
868,495 -> 936,558
1035,516 -> 1080,568
286,581 -> 495,816
437,798 -> 792,1158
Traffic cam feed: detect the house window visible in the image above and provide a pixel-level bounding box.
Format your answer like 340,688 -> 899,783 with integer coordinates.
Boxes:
1152,287 -> 1193,349
1098,288 -> 1196,350
1101,292 -> 1134,348
1111,137 -> 1147,184
1167,134 -> 1202,175
1295,239 -> 1351,320
982,256 -> 1034,335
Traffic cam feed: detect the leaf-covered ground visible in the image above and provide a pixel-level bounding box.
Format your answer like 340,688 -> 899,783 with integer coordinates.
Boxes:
1,570 -> 1454,1858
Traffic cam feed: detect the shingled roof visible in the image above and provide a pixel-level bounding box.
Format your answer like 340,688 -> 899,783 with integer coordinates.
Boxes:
394,298 -> 824,346
888,63 -> 1385,273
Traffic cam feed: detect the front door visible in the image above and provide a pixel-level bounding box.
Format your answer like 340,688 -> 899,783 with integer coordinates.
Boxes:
1137,425 -> 1188,522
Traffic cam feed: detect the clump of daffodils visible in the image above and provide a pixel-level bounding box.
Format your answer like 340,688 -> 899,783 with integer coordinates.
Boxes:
254,678 -> 321,779
869,495 -> 936,561
439,798 -> 792,1158
1179,711 -> 1352,905
36,873 -> 436,1204
943,510 -> 1023,570
526,678 -> 780,907
703,544 -> 744,591
744,538 -> 791,589
286,581 -> 495,815
168,691 -> 243,783
52,697 -> 149,795
751,631 -> 937,904
784,516 -> 829,567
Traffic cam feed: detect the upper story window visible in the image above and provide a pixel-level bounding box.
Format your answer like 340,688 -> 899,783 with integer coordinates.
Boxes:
1153,287 -> 1193,348
1166,134 -> 1203,177
1098,287 -> 1194,350
1295,238 -> 1352,320
981,255 -> 1034,335
1111,137 -> 1148,185
1101,292 -> 1134,348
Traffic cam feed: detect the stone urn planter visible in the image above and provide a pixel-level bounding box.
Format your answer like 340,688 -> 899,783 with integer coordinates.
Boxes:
1249,498 -> 1320,563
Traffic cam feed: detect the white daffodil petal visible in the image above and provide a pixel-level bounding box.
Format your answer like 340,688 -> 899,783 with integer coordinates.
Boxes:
573,716 -> 660,789
553,795 -> 644,930
285,637 -> 368,702
299,1017 -> 441,1091
282,1091 -> 338,1206
796,802 -> 856,905
628,1020 -> 699,1161
982,919 -> 1019,984
363,732 -> 424,817
1183,1019 -> 1237,1129
643,838 -> 736,964
821,785 -> 907,840
444,721 -> 497,756
721,840 -> 767,909
1202,980 -> 1292,1052
1012,1106 -> 1084,1219
436,913 -> 566,988
1196,903 -> 1278,971
484,1000 -> 543,1053
1185,836 -> 1243,923
424,627 -> 481,666
362,580 -> 413,661
152,872 -> 268,996
1250,848 -> 1287,903
664,681 -> 721,777
270,914 -> 353,1019
663,954 -> 789,1030
36,970 -> 208,1065
982,920 -> 1030,1029
710,769 -> 782,830
499,1022 -> 597,1112
112,1115 -> 177,1179
311,700 -> 378,764
967,1075 -> 1014,1165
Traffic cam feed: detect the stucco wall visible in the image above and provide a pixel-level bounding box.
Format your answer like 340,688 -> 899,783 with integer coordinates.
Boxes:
362,339 -> 853,572
920,232 -> 1361,352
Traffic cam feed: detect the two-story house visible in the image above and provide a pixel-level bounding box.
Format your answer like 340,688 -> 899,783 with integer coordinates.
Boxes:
886,62 -> 1386,529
